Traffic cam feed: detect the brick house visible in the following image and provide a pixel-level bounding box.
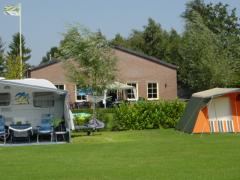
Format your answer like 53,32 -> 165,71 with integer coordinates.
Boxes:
30,46 -> 177,105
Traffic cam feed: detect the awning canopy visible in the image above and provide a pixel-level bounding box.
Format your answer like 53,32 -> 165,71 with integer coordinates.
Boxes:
106,82 -> 135,90
87,95 -> 108,103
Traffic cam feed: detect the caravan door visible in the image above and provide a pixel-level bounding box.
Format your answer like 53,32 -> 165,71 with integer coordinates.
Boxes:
208,97 -> 234,133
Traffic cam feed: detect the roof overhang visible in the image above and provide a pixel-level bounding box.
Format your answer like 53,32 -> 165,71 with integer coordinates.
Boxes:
113,46 -> 178,70
0,79 -> 67,95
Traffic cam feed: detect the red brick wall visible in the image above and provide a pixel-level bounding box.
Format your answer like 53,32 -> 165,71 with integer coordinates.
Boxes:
30,49 -> 177,103
30,62 -> 76,103
115,50 -> 177,100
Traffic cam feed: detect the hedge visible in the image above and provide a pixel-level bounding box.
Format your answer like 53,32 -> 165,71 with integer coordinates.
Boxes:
113,99 -> 186,130
72,108 -> 115,114
71,99 -> 186,131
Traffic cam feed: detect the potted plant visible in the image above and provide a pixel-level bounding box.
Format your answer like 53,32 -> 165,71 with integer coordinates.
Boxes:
52,118 -> 64,131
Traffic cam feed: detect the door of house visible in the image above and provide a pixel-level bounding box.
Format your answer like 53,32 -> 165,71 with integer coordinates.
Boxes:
208,96 -> 234,133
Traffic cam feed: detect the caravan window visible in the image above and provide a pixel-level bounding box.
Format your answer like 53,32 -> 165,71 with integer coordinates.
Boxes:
33,92 -> 54,108
0,93 -> 10,106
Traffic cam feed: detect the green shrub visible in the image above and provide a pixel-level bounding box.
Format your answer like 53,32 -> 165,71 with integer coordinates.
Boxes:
72,108 -> 115,114
53,118 -> 64,128
72,108 -> 93,114
96,112 -> 115,130
113,99 -> 186,130
74,114 -> 92,125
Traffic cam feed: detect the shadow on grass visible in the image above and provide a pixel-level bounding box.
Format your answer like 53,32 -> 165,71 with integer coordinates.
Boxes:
71,131 -> 103,138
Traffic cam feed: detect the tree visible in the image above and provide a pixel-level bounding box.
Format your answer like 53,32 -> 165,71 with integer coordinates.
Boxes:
182,0 -> 240,62
127,30 -> 145,52
164,29 -> 182,64
183,0 -> 240,37
0,37 -> 5,76
5,56 -> 26,79
179,11 -> 237,92
7,33 -> 31,78
40,46 -> 60,65
59,25 -> 117,116
8,33 -> 31,62
181,0 -> 240,90
141,18 -> 169,59
110,33 -> 129,47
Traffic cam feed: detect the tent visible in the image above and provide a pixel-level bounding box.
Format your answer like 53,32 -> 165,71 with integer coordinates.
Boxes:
176,88 -> 240,133
0,78 -> 74,141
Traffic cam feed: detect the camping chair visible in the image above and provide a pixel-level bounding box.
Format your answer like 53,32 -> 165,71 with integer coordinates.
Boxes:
37,114 -> 54,143
88,118 -> 105,130
0,116 -> 7,144
75,118 -> 105,135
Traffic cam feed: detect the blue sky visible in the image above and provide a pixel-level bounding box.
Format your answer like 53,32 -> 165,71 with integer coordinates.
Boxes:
0,0 -> 239,65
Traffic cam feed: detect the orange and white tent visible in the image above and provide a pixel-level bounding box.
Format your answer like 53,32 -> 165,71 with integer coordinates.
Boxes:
176,88 -> 240,133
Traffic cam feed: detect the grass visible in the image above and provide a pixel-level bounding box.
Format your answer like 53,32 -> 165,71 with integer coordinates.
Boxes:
1,129 -> 240,179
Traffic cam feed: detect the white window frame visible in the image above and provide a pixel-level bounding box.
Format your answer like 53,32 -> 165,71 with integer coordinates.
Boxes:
55,84 -> 65,90
33,92 -> 54,108
75,85 -> 87,102
126,82 -> 138,101
0,93 -> 11,106
147,82 -> 159,100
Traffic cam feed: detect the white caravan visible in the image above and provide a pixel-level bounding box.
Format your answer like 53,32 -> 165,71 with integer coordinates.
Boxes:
0,78 -> 74,142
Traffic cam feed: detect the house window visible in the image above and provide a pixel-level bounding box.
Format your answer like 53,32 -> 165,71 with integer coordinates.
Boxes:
33,92 -> 54,108
55,84 -> 65,90
147,83 -> 158,99
127,83 -> 137,100
0,93 -> 10,106
77,94 -> 87,101
76,85 -> 87,101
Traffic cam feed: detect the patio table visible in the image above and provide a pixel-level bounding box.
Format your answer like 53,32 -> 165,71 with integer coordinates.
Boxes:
9,124 -> 33,143
54,131 -> 67,142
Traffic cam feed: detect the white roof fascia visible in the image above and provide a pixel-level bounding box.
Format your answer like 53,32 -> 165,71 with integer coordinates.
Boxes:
0,79 -> 67,95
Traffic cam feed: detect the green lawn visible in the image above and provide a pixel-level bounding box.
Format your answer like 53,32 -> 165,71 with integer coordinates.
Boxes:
1,129 -> 240,180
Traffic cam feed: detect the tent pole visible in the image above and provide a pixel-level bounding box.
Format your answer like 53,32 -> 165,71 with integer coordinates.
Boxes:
103,89 -> 107,109
235,100 -> 239,133
200,121 -> 206,137
201,98 -> 214,136
213,97 -> 218,133
116,90 -> 118,100
204,98 -> 213,134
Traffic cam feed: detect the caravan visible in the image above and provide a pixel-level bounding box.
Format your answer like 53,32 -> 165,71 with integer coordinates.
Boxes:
0,78 -> 74,143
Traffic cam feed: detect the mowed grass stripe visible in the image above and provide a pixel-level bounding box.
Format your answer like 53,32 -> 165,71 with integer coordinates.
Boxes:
0,129 -> 240,180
